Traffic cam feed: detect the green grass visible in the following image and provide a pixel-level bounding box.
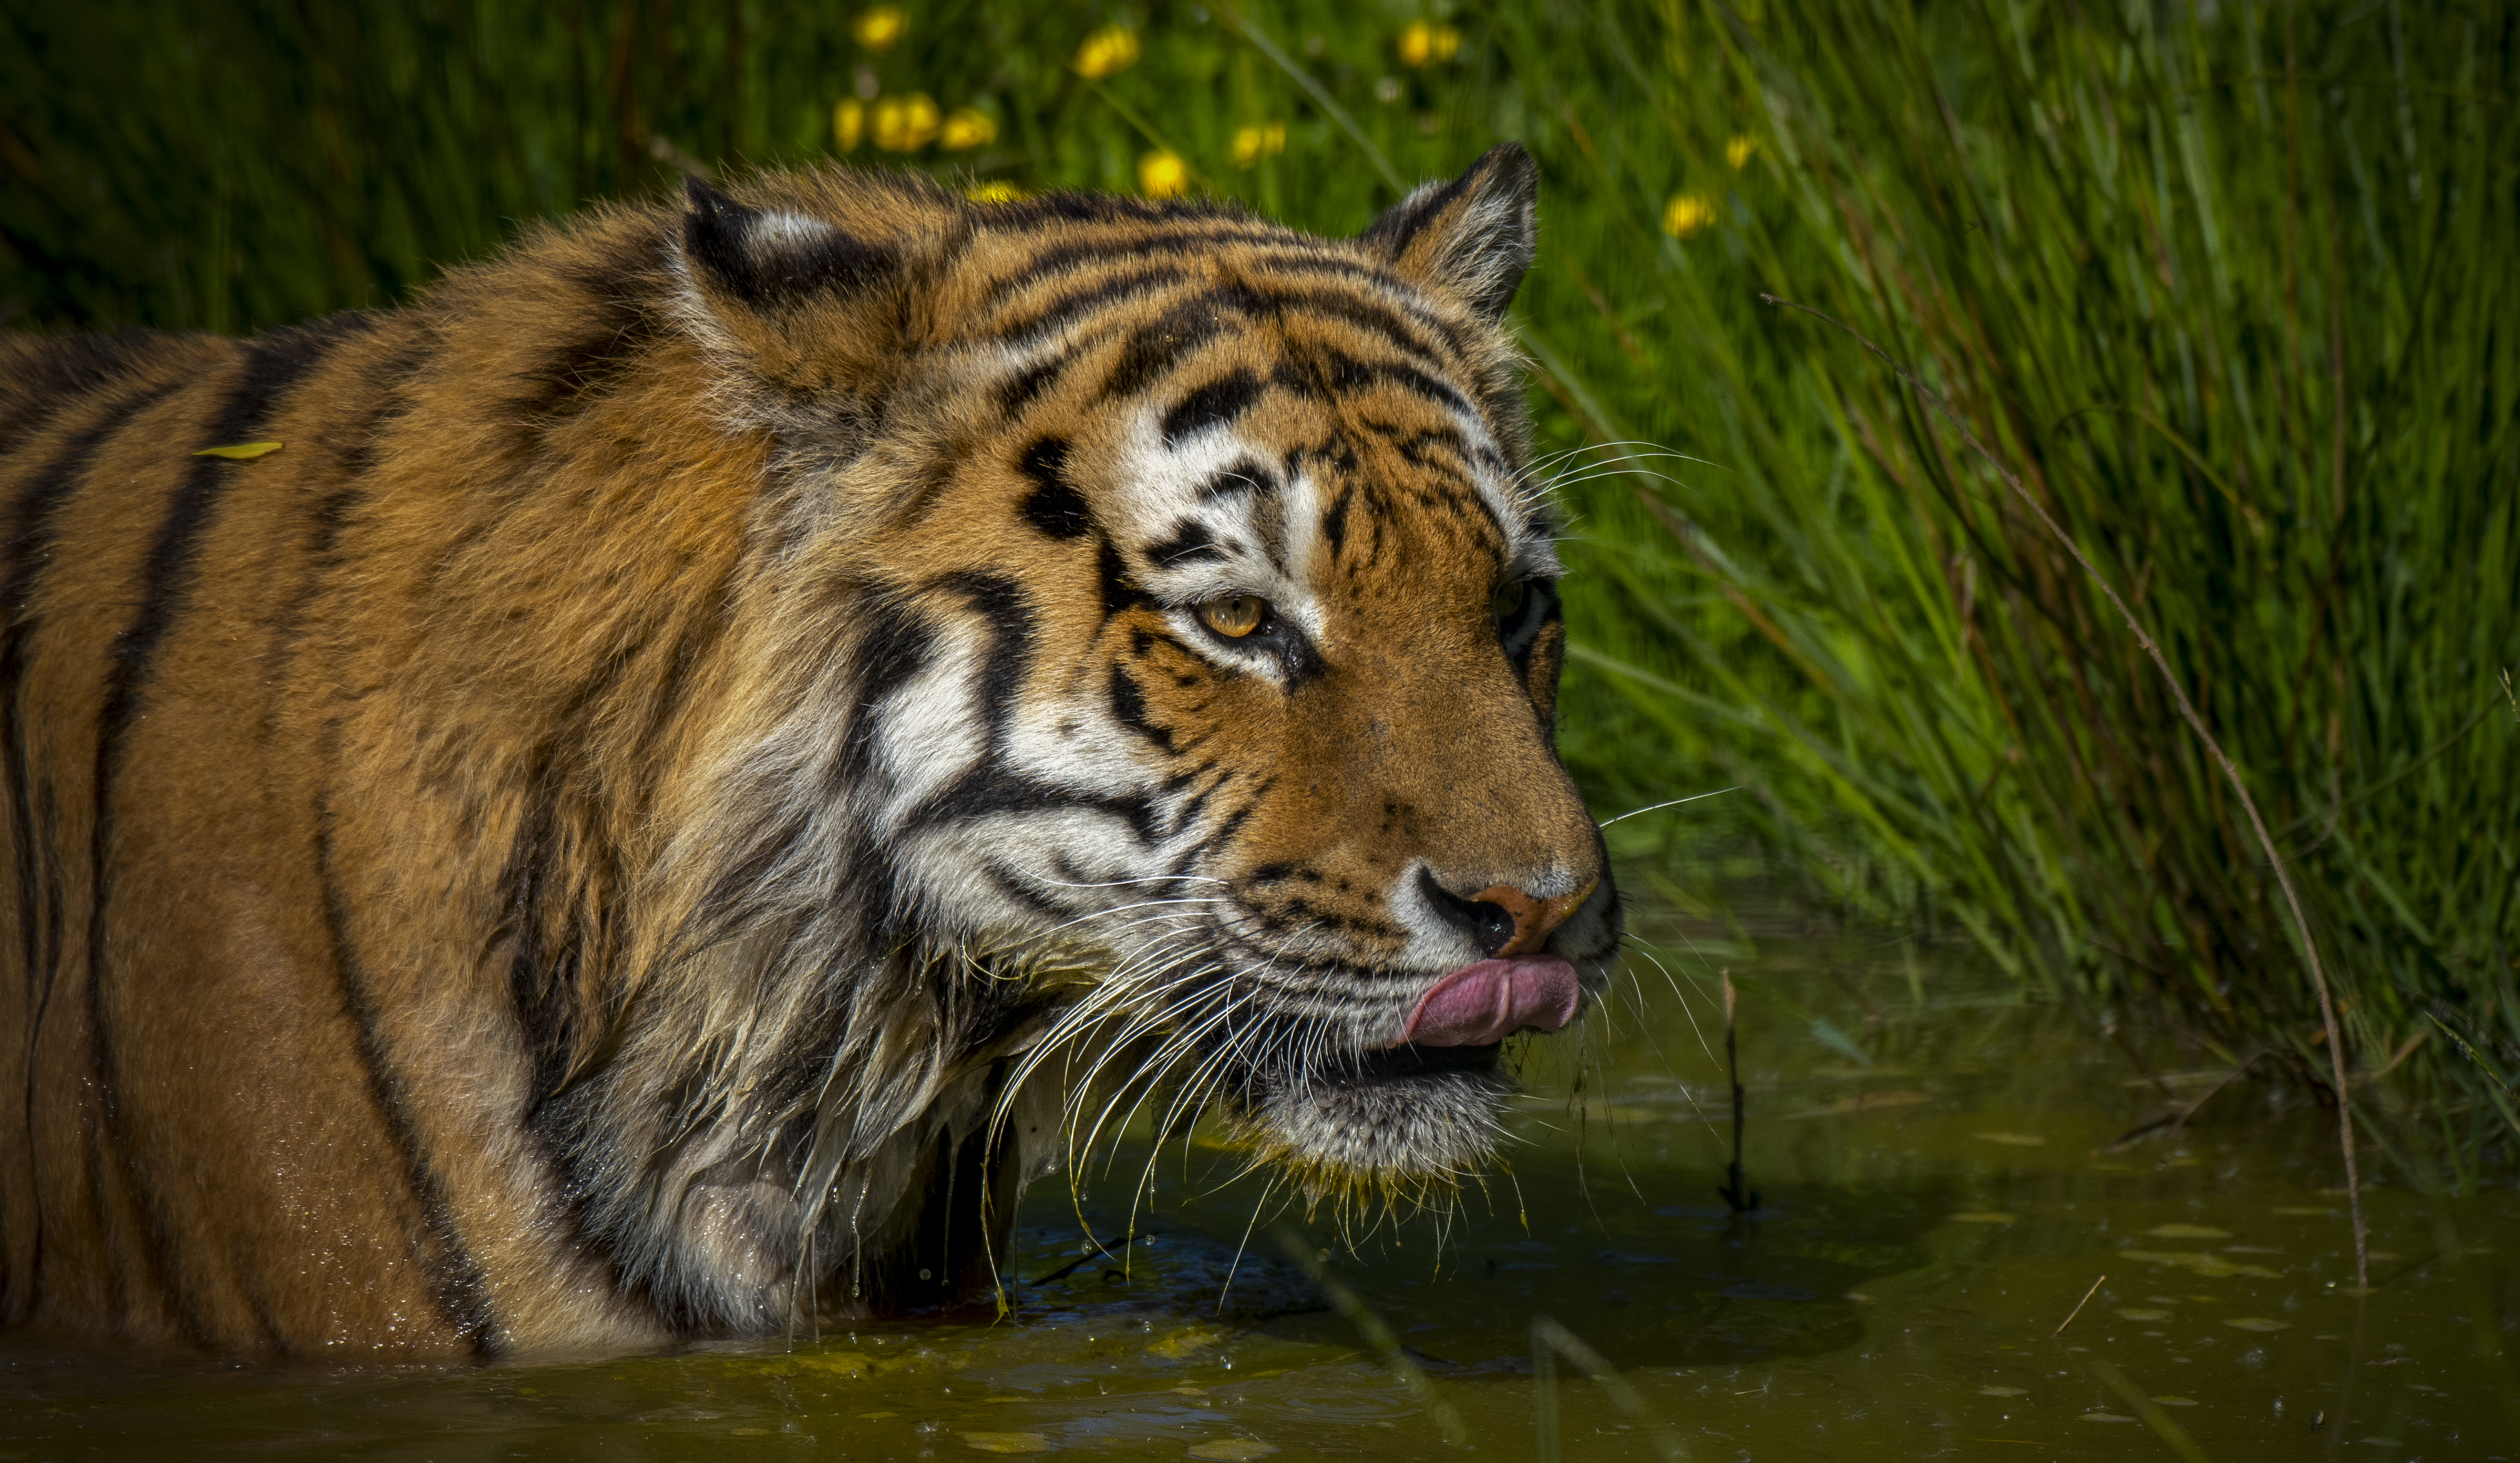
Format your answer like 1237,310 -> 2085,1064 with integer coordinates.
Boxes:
4,0 -> 2514,1177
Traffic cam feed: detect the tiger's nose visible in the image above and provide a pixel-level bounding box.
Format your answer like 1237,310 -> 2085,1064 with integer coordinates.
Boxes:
1419,870 -> 1600,959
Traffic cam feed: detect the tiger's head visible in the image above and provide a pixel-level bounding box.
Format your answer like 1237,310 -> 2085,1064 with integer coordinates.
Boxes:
636,146 -> 1613,1280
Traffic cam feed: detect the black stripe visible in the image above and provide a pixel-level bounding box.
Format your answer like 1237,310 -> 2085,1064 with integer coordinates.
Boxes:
997,353 -> 1074,416
983,244 -> 1471,367
1016,438 -> 1092,539
910,762 -> 1160,846
1160,369 -> 1266,446
900,573 -> 1158,844
980,861 -> 1069,924
1375,422 -> 1472,469
1321,484 -> 1356,560
1168,767 -> 1223,839
313,774 -> 500,1353
502,754 -> 575,1116
1097,537 -> 1153,618
1100,295 -> 1249,401
1199,457 -> 1279,500
1146,518 -> 1224,569
517,285 -> 667,424
990,266 -> 1191,349
1295,345 -> 1475,420
1247,284 -> 1451,372
636,596 -> 732,766
943,573 -> 1035,741
251,325 -> 496,1349
976,224 -> 1289,305
1232,253 -> 1475,358
979,191 -> 1248,233
1005,268 -> 1448,415
1,377 -> 184,1323
85,314 -> 367,1343
815,593 -> 937,806
0,329 -> 176,450
1107,663 -> 1173,755
1359,172 -> 1470,261
269,335 -> 436,678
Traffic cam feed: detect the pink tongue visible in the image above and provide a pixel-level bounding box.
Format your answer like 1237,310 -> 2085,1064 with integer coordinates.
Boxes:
1395,956 -> 1583,1048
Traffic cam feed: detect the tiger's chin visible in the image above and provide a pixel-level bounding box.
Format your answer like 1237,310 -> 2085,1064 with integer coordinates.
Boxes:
1225,1042 -> 1519,1209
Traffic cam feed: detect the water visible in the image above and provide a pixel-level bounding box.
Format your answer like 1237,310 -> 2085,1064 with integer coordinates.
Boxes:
4,891 -> 2514,1460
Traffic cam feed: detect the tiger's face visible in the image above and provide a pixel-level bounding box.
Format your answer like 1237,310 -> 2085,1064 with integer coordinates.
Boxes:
679,145 -> 1613,1204
929,338 -> 1617,1190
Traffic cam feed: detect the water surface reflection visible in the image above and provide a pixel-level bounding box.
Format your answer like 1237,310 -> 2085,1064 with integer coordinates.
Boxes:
3,892 -> 2512,1459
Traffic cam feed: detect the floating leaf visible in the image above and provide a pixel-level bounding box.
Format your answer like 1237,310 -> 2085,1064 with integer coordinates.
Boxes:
2080,1412 -> 2139,1423
1979,1385 -> 2028,1397
2146,1223 -> 2231,1239
961,1434 -> 1051,1455
192,440 -> 283,460
2152,1396 -> 2200,1407
2115,1307 -> 2173,1321
1780,1089 -> 1930,1120
1974,1131 -> 2047,1146
2118,1249 -> 2282,1279
2224,1317 -> 2291,1332
1144,1326 -> 1224,1359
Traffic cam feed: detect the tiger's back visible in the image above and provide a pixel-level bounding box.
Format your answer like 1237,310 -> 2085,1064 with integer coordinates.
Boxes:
0,149 -> 1621,1358
0,270 -> 743,1351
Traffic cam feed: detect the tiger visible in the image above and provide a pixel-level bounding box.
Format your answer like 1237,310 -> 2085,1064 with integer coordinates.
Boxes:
0,142 -> 1619,1358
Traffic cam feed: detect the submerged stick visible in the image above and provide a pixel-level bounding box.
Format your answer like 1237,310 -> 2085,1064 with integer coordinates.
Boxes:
2054,1274 -> 2106,1335
1760,293 -> 2369,1290
1718,971 -> 1760,1214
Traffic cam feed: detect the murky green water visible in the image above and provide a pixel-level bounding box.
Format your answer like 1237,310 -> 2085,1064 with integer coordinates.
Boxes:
4,888 -> 2514,1460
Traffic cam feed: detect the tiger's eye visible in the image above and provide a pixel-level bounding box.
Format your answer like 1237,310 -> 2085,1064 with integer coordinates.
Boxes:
1197,594 -> 1268,638
1491,578 -> 1529,623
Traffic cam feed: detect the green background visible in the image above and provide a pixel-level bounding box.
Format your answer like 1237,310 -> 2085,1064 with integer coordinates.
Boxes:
4,0 -> 2515,1178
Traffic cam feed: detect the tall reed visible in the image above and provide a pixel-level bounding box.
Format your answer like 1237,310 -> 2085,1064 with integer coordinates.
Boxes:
1503,1 -> 2518,1181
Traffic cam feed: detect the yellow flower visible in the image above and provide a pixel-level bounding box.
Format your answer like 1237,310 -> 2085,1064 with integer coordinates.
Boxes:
873,94 -> 940,152
1138,150 -> 1189,198
1726,133 -> 1756,169
1073,25 -> 1141,79
1230,121 -> 1287,167
940,107 -> 997,151
834,99 -> 865,151
852,7 -> 904,51
966,181 -> 1026,203
1398,20 -> 1462,68
1663,192 -> 1717,239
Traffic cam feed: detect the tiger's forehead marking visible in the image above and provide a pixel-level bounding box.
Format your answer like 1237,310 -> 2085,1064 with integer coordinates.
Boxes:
962,227 -> 1557,591
1101,384 -> 1545,613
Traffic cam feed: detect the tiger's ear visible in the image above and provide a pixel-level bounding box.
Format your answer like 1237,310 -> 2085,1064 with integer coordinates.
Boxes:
1357,142 -> 1538,323
675,176 -> 916,395
681,176 -> 895,306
